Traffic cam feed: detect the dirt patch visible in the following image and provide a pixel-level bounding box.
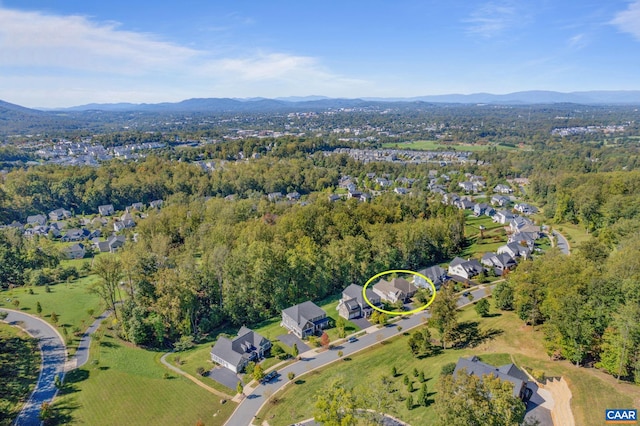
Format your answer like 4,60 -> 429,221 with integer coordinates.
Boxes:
545,377 -> 575,426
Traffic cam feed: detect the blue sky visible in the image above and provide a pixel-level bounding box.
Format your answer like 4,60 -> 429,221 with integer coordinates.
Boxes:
2,0 -> 640,107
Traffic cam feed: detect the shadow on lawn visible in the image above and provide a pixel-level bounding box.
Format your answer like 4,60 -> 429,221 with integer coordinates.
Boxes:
59,369 -> 89,395
50,397 -> 81,425
455,321 -> 503,348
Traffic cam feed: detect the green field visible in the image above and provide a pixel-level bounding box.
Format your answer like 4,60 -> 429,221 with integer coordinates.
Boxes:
0,275 -> 105,354
0,323 -> 40,426
257,303 -> 640,426
461,213 -> 508,259
53,328 -> 237,425
381,140 -> 518,152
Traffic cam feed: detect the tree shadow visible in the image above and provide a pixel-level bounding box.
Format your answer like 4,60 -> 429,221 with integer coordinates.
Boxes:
99,341 -> 120,348
20,307 -> 30,311
455,321 -> 503,348
50,397 -> 81,425
59,369 -> 90,395
98,366 -> 110,371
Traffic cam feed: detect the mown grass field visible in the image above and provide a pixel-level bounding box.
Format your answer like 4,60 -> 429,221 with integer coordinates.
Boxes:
381,140 -> 518,152
257,302 -> 640,426
0,323 -> 40,426
0,276 -> 104,354
53,328 -> 236,426
461,213 -> 508,259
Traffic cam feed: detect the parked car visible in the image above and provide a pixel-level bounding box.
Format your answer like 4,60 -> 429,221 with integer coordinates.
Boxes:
261,370 -> 279,385
347,337 -> 358,343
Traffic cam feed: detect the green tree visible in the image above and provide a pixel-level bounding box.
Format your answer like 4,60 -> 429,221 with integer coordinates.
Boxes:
474,298 -> 490,317
36,301 -> 42,315
429,284 -> 458,348
417,383 -> 428,406
292,343 -> 299,358
50,311 -> 58,324
435,369 -> 526,426
90,255 -> 123,319
236,381 -> 244,395
493,280 -> 514,310
406,394 -> 414,410
314,379 -> 357,426
252,364 -> 265,383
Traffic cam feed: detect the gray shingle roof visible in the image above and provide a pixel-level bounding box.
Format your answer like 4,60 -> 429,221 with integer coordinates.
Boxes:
454,356 -> 527,398
282,301 -> 326,327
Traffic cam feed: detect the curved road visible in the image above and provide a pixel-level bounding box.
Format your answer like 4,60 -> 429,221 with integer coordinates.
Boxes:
0,308 -> 67,426
224,286 -> 490,426
552,230 -> 570,255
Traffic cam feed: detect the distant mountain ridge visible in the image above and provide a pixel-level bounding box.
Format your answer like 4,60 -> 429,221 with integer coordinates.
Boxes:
48,90 -> 640,112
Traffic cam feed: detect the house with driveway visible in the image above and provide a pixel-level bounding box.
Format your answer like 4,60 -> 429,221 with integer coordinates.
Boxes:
210,326 -> 271,373
415,265 -> 448,290
281,301 -> 330,338
448,257 -> 485,280
373,277 -> 417,304
337,284 -> 381,320
454,356 -> 533,402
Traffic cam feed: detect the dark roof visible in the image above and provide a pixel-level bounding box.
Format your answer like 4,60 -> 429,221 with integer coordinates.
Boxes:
210,327 -> 269,368
282,301 -> 326,327
454,356 -> 527,398
342,284 -> 378,305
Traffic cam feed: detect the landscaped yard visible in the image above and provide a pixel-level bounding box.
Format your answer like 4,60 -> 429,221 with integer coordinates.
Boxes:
461,213 -> 507,259
53,327 -> 237,425
257,302 -> 640,426
0,275 -> 105,354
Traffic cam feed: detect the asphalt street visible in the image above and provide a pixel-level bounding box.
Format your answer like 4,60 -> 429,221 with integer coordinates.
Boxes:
1,308 -> 66,426
224,285 -> 489,426
552,230 -> 570,255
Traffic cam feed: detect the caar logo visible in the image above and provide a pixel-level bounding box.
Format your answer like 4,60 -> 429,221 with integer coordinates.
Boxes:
606,409 -> 637,424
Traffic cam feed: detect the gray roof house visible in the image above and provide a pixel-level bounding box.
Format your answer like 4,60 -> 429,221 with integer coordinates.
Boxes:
481,252 -> 517,276
373,277 -> 417,303
149,199 -> 164,209
454,356 -> 532,401
49,208 -> 72,221
416,265 -> 449,290
210,326 -> 271,374
497,242 -> 531,259
27,214 -> 47,226
337,284 -> 381,320
448,257 -> 485,280
98,204 -> 115,216
64,243 -> 86,260
281,301 -> 329,338
95,235 -> 126,253
493,210 -> 516,225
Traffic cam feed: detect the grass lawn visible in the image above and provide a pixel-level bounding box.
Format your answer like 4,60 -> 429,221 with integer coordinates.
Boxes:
53,328 -> 237,426
461,214 -> 507,259
381,140 -> 518,152
0,275 -> 105,354
166,342 -> 237,396
0,323 -> 40,426
258,302 -> 639,426
554,222 -> 591,246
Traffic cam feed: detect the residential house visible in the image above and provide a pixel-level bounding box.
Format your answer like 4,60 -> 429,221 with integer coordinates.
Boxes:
127,202 -> 144,212
347,189 -> 362,199
373,277 -> 417,304
359,193 -> 372,202
61,228 -> 91,242
415,265 -> 448,290
442,193 -> 460,205
473,203 -> 490,217
375,177 -> 392,187
91,217 -> 108,228
497,242 -> 531,259
267,192 -> 283,202
493,184 -> 513,194
149,199 -> 164,209
480,252 -> 517,276
49,208 -> 72,221
210,326 -> 271,373
95,235 -> 126,253
286,192 -> 301,201
114,212 -> 135,232
394,187 -> 408,195
454,198 -> 475,210
64,243 -> 86,260
509,217 -> 534,234
328,194 -> 341,202
337,284 -> 381,320
490,195 -> 511,207
514,203 -> 538,215
448,257 -> 485,280
508,232 -> 539,249
98,204 -> 115,216
281,301 -> 330,338
458,181 -> 474,193
26,214 -> 47,226
454,356 -> 532,401
493,210 -> 515,224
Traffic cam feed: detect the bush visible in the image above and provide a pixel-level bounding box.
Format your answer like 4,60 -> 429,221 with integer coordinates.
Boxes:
196,367 -> 207,376
531,369 -> 546,382
441,362 -> 456,376
288,372 -> 295,380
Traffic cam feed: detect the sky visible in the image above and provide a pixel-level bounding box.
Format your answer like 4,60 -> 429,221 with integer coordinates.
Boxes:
2,0 -> 640,108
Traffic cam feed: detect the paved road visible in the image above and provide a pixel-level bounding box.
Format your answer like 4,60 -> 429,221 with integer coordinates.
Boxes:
224,286 -> 490,426
1,308 -> 66,426
73,309 -> 112,368
552,230 -> 570,254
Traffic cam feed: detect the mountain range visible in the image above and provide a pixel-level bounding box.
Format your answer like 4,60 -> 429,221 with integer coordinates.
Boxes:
31,90 -> 640,113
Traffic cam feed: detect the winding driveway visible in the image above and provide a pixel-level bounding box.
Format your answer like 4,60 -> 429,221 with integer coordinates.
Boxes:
0,308 -> 67,426
552,230 -> 571,255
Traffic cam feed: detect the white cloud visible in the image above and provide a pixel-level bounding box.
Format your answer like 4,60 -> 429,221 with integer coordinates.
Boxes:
464,1 -> 527,38
0,6 -> 366,107
611,1 -> 640,40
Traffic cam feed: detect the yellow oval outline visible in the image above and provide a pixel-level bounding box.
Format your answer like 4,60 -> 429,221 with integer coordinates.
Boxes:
362,269 -> 437,316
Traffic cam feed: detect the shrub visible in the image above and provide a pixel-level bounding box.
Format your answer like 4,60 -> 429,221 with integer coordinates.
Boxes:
196,367 -> 207,376
288,372 -> 295,380
441,362 -> 456,376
